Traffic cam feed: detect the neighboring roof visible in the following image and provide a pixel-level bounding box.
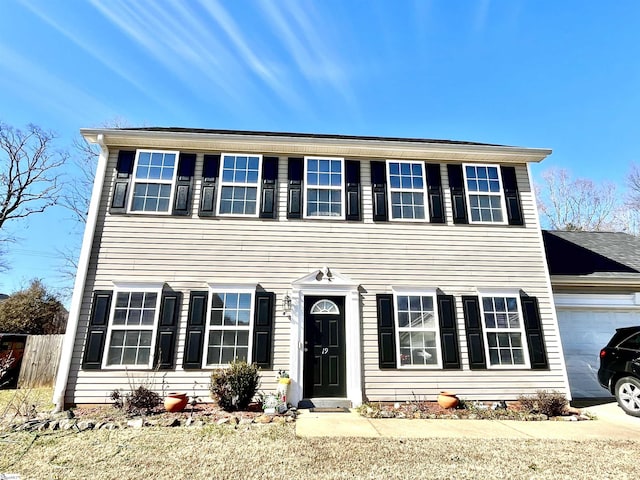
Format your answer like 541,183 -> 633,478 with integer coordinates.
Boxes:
542,230 -> 640,287
0,294 -> 8,301
121,127 -> 504,147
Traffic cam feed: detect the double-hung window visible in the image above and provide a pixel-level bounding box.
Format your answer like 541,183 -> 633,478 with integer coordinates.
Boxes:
129,150 -> 178,213
480,294 -> 529,368
386,160 -> 428,220
304,157 -> 345,219
463,164 -> 507,224
217,154 -> 262,216
204,286 -> 255,367
103,283 -> 163,368
394,290 -> 441,368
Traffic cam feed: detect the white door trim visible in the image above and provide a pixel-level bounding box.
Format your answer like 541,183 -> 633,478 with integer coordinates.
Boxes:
288,268 -> 362,407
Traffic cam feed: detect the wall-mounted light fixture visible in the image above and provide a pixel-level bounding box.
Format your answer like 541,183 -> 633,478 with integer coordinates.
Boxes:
282,293 -> 292,314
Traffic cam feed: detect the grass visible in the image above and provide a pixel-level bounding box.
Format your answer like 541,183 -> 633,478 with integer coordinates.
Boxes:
0,423 -> 639,479
0,387 -> 53,421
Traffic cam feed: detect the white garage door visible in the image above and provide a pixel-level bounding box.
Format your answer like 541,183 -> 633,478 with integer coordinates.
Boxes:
557,309 -> 639,398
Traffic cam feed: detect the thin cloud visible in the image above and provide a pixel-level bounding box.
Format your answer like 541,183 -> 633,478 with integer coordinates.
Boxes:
256,0 -> 359,112
0,44 -> 113,124
19,0 -> 184,116
196,0 -> 306,111
88,0 -> 253,112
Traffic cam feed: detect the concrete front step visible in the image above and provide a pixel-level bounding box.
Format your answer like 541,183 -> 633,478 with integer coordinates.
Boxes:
298,398 -> 352,409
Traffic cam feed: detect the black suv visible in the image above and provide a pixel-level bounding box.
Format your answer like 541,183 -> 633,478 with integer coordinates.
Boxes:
598,326 -> 640,417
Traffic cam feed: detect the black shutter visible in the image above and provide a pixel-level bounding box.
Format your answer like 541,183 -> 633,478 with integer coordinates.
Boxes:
260,157 -> 278,219
437,295 -> 460,369
371,161 -> 388,222
501,166 -> 524,226
173,153 -> 196,216
252,291 -> 275,368
520,295 -> 549,369
376,294 -> 397,368
345,160 -> 361,221
199,154 -> 220,217
287,158 -> 303,219
154,291 -> 182,370
182,291 -> 208,369
447,164 -> 468,224
82,290 -> 112,369
426,164 -> 445,223
462,296 -> 486,369
110,150 -> 135,214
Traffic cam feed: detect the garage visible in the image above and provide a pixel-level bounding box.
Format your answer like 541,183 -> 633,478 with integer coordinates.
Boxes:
556,300 -> 640,398
543,230 -> 640,399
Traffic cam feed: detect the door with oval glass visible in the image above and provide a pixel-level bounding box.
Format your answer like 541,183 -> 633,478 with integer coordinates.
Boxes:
303,295 -> 346,398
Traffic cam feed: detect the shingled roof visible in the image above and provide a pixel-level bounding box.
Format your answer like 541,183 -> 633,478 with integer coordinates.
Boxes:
542,230 -> 640,279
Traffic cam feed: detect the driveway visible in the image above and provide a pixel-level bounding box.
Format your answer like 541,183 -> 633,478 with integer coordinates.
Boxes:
296,402 -> 640,440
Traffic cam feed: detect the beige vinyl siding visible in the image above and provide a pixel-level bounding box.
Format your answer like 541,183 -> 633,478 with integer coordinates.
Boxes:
66,150 -> 567,404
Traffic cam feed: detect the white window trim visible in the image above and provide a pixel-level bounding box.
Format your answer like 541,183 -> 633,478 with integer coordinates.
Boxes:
303,156 -> 346,220
216,153 -> 263,218
391,288 -> 442,369
202,284 -> 256,368
127,149 -> 179,215
385,160 -> 429,222
102,282 -> 164,369
462,163 -> 508,225
478,291 -> 530,369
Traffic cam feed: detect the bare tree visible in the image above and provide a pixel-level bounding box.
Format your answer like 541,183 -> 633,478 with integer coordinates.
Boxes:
0,122 -> 67,231
536,168 -> 625,231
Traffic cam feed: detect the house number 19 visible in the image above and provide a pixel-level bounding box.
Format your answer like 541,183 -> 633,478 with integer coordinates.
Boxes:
321,347 -> 329,355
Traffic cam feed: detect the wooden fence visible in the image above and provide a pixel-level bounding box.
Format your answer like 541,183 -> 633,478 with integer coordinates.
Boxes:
18,334 -> 64,388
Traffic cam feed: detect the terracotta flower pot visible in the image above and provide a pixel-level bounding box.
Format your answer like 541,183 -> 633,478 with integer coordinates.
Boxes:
437,391 -> 459,409
164,392 -> 188,412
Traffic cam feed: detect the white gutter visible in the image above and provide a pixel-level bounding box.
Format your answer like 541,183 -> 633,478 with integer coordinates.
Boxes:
52,134 -> 109,412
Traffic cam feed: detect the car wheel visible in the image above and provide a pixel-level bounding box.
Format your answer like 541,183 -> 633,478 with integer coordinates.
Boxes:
614,376 -> 640,417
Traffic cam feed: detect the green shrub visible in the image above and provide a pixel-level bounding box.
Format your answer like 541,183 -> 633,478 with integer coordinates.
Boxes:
210,361 -> 261,411
518,390 -> 568,417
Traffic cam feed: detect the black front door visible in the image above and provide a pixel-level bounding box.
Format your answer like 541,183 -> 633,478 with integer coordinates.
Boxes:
303,296 -> 346,398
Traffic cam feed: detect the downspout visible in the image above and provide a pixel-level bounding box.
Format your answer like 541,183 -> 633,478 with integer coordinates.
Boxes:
52,134 -> 109,412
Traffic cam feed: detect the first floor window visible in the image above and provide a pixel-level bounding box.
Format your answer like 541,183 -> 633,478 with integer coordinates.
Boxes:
129,150 -> 178,213
394,292 -> 441,368
304,157 -> 345,219
104,286 -> 162,368
481,295 -> 529,367
204,287 -> 255,366
463,164 -> 506,223
387,160 -> 427,220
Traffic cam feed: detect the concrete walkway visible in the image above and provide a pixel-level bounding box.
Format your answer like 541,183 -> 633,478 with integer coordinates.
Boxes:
295,402 -> 640,440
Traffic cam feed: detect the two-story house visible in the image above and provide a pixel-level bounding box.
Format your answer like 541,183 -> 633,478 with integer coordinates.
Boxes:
53,128 -> 570,410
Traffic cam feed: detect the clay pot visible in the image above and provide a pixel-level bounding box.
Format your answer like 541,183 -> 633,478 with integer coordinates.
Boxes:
164,392 -> 188,412
437,391 -> 459,409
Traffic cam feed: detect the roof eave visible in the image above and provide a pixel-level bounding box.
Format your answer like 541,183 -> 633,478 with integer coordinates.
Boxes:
80,128 -> 552,163
550,275 -> 640,289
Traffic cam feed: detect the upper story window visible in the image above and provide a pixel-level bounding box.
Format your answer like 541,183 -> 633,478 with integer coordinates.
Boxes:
204,287 -> 255,367
386,160 -> 427,221
480,294 -> 529,368
463,164 -> 507,224
129,150 -> 178,213
103,284 -> 163,368
217,154 -> 262,217
394,291 -> 441,368
304,157 -> 345,219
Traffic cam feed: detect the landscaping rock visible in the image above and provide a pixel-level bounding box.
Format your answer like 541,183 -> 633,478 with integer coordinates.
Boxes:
256,414 -> 272,424
163,418 -> 181,427
127,418 -> 144,429
239,418 -> 254,425
217,417 -> 230,425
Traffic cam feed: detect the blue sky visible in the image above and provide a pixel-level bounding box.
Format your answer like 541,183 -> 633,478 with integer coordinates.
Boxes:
1,0 -> 639,301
